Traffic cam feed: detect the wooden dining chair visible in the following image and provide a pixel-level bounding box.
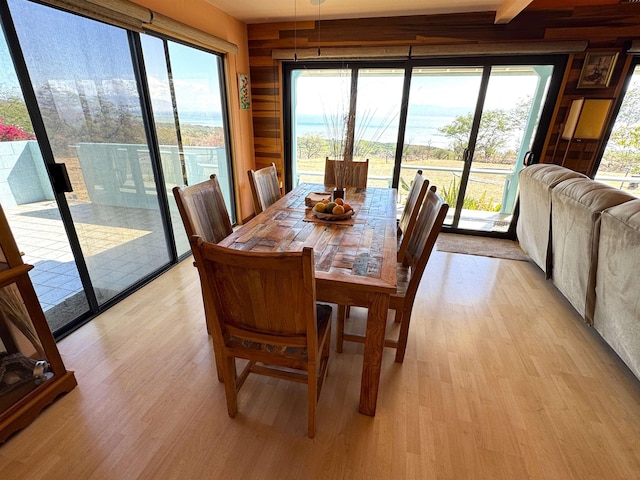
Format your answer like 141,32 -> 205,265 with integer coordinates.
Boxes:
190,239 -> 332,438
248,163 -> 282,214
323,158 -> 369,188
172,174 -> 233,245
397,170 -> 429,263
172,174 -> 233,373
341,170 -> 427,321
336,186 -> 449,363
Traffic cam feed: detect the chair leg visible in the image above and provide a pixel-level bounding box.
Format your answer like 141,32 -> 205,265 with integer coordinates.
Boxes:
323,323 -> 332,364
222,355 -> 239,418
308,362 -> 317,438
336,304 -> 346,353
394,309 -> 410,363
213,345 -> 224,382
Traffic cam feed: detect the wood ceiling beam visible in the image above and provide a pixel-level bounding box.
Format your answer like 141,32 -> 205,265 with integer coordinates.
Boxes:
495,0 -> 534,24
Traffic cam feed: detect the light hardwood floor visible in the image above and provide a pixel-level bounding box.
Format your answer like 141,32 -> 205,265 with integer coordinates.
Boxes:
1,250 -> 640,479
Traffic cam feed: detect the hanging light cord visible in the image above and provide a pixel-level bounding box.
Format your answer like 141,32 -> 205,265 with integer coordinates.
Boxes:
294,0 -> 298,61
317,1 -> 321,56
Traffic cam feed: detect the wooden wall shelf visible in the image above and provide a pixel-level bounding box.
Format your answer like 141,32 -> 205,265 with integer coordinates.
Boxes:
0,205 -> 77,443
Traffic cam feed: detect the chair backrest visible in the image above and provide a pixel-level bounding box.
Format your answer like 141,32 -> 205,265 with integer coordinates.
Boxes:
324,158 -> 369,188
397,170 -> 428,263
402,186 -> 449,306
191,239 -> 320,352
248,163 -> 281,214
172,174 -> 233,244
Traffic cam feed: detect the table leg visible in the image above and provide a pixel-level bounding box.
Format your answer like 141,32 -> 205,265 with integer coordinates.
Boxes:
359,292 -> 389,416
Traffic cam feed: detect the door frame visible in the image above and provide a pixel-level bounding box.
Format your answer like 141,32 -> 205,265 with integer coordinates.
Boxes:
283,54 -> 567,238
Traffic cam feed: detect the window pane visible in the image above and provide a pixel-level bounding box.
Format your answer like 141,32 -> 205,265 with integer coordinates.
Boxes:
353,68 -> 404,188
596,65 -> 640,197
291,68 -> 351,185
169,42 -> 233,206
400,67 -> 483,226
467,65 -> 552,232
141,36 -> 234,254
140,34 -> 189,256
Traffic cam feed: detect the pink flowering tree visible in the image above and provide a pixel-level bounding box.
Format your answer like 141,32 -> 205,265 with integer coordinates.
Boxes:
0,118 -> 34,142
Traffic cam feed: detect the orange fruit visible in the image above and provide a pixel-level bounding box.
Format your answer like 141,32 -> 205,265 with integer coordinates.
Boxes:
335,198 -> 344,205
322,198 -> 330,204
343,203 -> 352,212
314,202 -> 326,213
332,205 -> 345,215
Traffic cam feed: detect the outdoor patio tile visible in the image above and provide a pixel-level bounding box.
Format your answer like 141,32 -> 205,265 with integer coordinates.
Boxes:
38,287 -> 77,305
46,262 -> 80,275
4,200 -> 174,331
28,270 -> 62,283
30,283 -> 55,296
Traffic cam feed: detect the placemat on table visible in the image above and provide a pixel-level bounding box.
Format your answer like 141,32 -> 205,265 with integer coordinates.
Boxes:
304,192 -> 332,208
303,209 -> 356,226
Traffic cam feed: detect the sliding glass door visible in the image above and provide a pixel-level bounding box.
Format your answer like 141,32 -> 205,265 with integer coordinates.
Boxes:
1,0 -> 234,336
0,22 -> 89,331
285,58 -> 562,235
400,67 -> 484,227
140,35 -> 234,257
10,0 -> 172,309
401,65 -> 554,231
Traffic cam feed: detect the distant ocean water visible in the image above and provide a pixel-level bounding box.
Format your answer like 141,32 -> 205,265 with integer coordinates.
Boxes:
166,111 -> 458,149
156,111 -> 222,126
294,113 -> 457,148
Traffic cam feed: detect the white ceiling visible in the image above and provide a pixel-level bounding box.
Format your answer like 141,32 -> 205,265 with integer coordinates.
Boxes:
204,0 -> 507,24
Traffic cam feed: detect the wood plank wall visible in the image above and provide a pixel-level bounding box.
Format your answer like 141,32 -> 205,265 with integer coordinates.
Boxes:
248,5 -> 640,179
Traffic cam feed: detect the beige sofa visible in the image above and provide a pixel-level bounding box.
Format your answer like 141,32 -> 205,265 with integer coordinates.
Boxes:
593,199 -> 640,380
517,164 -> 639,380
550,178 -> 635,325
516,164 -> 586,275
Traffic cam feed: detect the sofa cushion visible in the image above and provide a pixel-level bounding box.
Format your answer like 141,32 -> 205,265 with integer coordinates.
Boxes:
516,164 -> 586,274
593,199 -> 640,379
551,178 -> 635,324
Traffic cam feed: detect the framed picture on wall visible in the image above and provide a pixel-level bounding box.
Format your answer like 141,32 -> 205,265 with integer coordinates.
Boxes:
578,52 -> 618,88
238,74 -> 251,110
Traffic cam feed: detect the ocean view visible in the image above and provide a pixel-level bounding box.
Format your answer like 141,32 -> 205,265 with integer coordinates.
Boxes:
294,113 -> 457,148
165,110 -> 460,149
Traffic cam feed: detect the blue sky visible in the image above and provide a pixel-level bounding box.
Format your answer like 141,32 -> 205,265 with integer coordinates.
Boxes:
3,0 -> 223,118
295,67 -> 547,116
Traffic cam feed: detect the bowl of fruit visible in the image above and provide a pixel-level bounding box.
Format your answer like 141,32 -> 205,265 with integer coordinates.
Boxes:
311,198 -> 355,220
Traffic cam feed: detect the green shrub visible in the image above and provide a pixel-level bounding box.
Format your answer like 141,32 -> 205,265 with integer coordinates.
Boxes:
441,179 -> 501,212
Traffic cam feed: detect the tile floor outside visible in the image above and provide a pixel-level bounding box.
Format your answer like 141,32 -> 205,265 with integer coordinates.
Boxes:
5,200 -> 181,331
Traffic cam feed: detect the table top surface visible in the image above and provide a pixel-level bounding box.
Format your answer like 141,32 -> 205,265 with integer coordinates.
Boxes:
219,183 -> 398,293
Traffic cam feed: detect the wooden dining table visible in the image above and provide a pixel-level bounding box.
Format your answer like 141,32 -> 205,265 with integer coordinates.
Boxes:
219,183 -> 398,416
